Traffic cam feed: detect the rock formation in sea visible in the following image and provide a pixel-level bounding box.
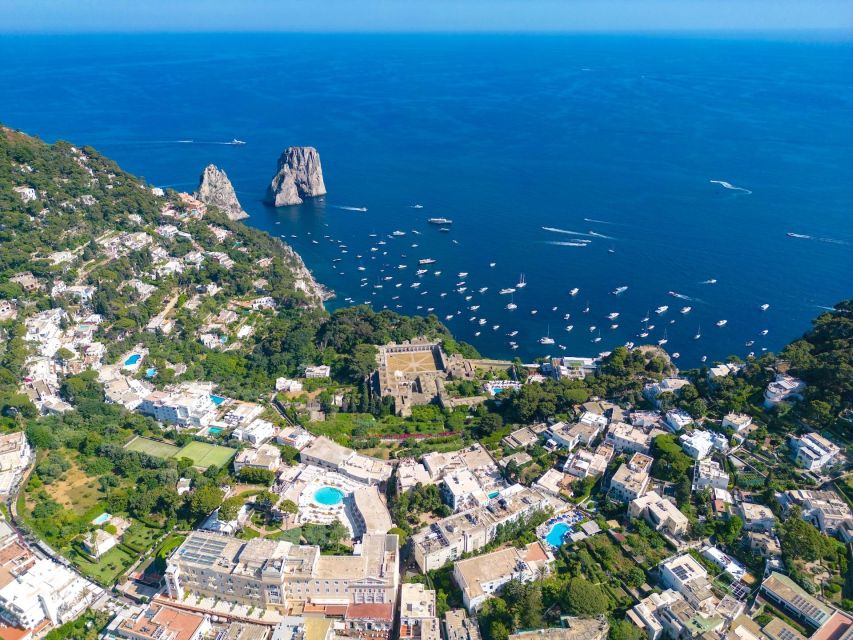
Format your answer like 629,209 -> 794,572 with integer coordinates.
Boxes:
194,164 -> 249,221
266,146 -> 326,206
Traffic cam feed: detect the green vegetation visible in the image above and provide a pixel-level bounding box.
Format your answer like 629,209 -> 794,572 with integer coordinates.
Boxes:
43,609 -> 112,640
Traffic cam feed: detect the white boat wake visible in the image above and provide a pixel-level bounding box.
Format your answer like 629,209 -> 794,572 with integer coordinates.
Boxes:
710,180 -> 752,194
546,241 -> 590,247
584,217 -> 613,225
587,230 -> 615,239
542,226 -> 594,237
332,205 -> 368,212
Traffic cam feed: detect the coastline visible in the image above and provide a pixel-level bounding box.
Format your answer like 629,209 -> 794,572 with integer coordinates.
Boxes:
277,237 -> 334,309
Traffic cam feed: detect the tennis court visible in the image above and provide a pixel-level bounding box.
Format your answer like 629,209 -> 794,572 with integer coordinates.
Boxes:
125,436 -> 181,459
175,441 -> 236,469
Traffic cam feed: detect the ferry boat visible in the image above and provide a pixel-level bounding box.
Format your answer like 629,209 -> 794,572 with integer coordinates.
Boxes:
499,288 -> 516,295
419,258 -> 437,265
428,217 -> 453,225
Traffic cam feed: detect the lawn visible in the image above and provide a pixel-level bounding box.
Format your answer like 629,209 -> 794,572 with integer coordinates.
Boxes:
70,543 -> 136,585
175,441 -> 235,469
125,436 -> 181,459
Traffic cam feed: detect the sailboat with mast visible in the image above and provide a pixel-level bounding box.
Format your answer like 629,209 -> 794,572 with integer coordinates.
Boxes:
516,273 -> 527,289
538,325 -> 555,345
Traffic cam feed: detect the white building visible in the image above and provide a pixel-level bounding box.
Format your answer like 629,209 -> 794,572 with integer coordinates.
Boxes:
644,378 -> 691,406
665,410 -> 693,433
722,413 -> 753,433
276,378 -> 304,393
763,374 -> 805,408
0,558 -> 100,629
400,583 -> 440,640
701,546 -> 746,581
678,431 -> 722,460
0,432 -> 33,496
628,589 -> 684,640
693,460 -> 729,491
442,469 -> 489,512
138,383 -> 217,427
609,453 -> 653,502
605,422 -> 657,455
790,432 -> 841,471
304,365 -> 331,379
233,443 -> 281,473
629,492 -> 688,537
232,419 -> 277,446
738,503 -> 776,533
659,554 -> 716,612
563,448 -> 608,479
276,426 -> 313,451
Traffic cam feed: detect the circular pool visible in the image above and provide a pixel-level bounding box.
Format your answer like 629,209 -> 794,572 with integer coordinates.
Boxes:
314,486 -> 345,506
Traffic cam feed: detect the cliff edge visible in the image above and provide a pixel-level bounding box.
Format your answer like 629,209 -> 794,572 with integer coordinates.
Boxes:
195,164 -> 249,221
266,146 -> 326,207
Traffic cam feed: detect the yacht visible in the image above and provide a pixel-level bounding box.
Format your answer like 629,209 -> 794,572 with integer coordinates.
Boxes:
680,306 -> 692,314
569,288 -> 580,296
231,139 -> 246,145
589,325 -> 597,332
411,282 -> 421,288
392,230 -> 406,236
745,340 -> 754,347
607,312 -> 620,320
647,324 -> 655,331
611,286 -> 628,295
419,258 -> 437,265
475,331 -> 481,337
469,305 -> 480,311
458,272 -> 468,278
428,217 -> 453,225
593,330 -> 602,343
416,269 -> 428,275
434,271 -> 442,276
457,287 -> 467,293
760,303 -> 770,311
508,330 -> 519,337
516,274 -> 527,289
716,319 -> 727,327
492,325 -> 500,331
479,287 -> 488,293
398,264 -> 408,269
506,300 -> 517,310
655,306 -> 669,314
610,324 -> 619,330
530,309 -> 538,315
563,313 -> 571,320
551,306 -> 558,312
499,288 -> 516,295
658,331 -> 668,346
583,302 -> 590,313
539,336 -> 555,345
445,315 -> 454,321
672,352 -> 680,359
439,228 -> 450,233
479,319 -> 487,325
357,266 -> 366,271
639,331 -> 649,338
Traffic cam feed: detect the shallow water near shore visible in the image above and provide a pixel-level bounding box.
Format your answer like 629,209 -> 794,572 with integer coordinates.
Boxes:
2,33 -> 851,365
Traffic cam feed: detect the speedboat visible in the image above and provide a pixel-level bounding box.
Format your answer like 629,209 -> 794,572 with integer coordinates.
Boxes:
445,315 -> 454,320
760,329 -> 769,336
611,286 -> 628,295
607,312 -> 620,320
716,319 -> 727,327
499,288 -> 516,295
680,306 -> 692,314
489,262 -> 496,267
530,309 -> 538,315
655,306 -> 668,314
479,287 -> 488,293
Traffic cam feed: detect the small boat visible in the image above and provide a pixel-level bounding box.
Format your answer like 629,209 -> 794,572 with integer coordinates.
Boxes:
610,324 -> 619,329
411,282 -> 421,289
639,331 -> 649,338
357,266 -> 366,271
419,258 -> 437,265
787,232 -> 810,239
760,304 -> 770,311
509,330 -> 519,337
607,312 -> 620,320
416,269 -> 428,275
611,286 -> 628,295
489,262 -> 496,267
551,306 -> 558,312
499,288 -> 516,295
458,272 -> 468,278
702,279 -> 717,284
392,230 -> 406,236
398,264 -> 408,269
701,355 -> 708,363
625,341 -> 635,349
479,287 -> 488,293
672,352 -> 680,359
475,331 -> 481,336
655,306 -> 669,314
559,345 -> 567,351
539,336 -> 555,345
506,302 -> 517,310
412,204 -> 424,209
760,329 -> 769,336
589,325 -> 597,332
563,313 -> 571,320
565,325 -> 574,332
680,306 -> 692,314
465,295 -> 472,301
745,340 -> 754,346
434,271 -> 442,276
716,319 -> 727,327
569,288 -> 580,296
694,324 -> 701,340
492,325 -> 500,331
658,331 -> 668,346
530,310 -> 538,315
593,330 -> 602,343
510,344 -> 518,350
516,274 -> 527,289
428,217 -> 453,225
395,283 -> 402,288
470,305 -> 480,311
457,287 -> 467,293
583,302 -> 590,313
445,315 -> 454,320
231,139 -> 246,145
479,319 -> 487,325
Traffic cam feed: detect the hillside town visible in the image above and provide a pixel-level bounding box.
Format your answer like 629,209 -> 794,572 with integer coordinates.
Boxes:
0,128 -> 851,640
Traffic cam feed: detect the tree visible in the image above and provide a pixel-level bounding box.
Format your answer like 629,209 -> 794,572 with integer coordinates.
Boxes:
609,619 -> 643,640
279,499 -> 298,514
564,577 -> 610,615
218,496 -> 245,521
388,527 -> 408,546
238,467 -> 275,485
188,484 -> 223,520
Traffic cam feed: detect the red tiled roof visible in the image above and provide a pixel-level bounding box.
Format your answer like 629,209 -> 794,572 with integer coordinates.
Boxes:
345,603 -> 394,622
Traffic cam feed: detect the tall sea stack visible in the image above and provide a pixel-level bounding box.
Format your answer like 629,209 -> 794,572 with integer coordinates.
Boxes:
266,146 -> 326,207
194,164 -> 249,221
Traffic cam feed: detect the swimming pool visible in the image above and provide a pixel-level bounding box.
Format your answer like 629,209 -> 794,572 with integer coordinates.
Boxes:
544,522 -> 571,548
488,491 -> 500,499
210,395 -> 226,405
124,354 -> 141,366
208,427 -> 223,435
91,512 -> 111,525
145,367 -> 157,378
314,486 -> 345,506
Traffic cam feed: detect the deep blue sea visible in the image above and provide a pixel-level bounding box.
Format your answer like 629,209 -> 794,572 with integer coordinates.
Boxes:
2,33 -> 851,366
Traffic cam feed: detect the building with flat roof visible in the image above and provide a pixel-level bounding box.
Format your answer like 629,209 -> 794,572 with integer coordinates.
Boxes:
659,554 -> 716,612
785,490 -> 852,537
442,469 -> 490,512
138,383 -> 217,427
300,437 -> 391,486
722,414 -> 753,433
605,423 -> 655,455
563,448 -> 609,479
165,531 -> 399,609
412,485 -> 556,572
400,584 -> 439,640
351,486 -> 394,537
791,433 -> 841,472
678,431 -> 722,460
396,459 -> 433,494
759,572 -> 832,629
609,453 -> 653,503
764,374 -> 805,408
762,618 -> 807,640
629,492 -> 688,537
701,546 -> 746,581
693,460 -> 729,491
502,425 -> 545,450
0,432 -> 32,496
444,610 -> 481,640
665,410 -> 694,433
738,503 -> 776,533
508,618 -> 609,640
628,589 -> 684,640
234,443 -> 281,472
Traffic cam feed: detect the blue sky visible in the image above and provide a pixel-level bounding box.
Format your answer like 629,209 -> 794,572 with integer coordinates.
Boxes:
2,0 -> 851,33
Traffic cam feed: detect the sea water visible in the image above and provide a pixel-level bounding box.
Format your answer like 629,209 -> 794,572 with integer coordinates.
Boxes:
2,33 -> 851,365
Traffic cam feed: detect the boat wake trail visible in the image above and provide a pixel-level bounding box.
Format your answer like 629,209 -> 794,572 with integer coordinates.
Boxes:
710,180 -> 752,194
818,237 -> 851,246
332,205 -> 368,212
542,226 -> 593,237
584,218 -> 613,225
545,241 -> 590,247
587,230 -> 615,240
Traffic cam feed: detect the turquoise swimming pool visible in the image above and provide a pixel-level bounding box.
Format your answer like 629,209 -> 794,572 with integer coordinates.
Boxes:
92,512 -> 111,525
314,486 -> 345,506
544,522 -> 571,548
145,367 -> 157,378
208,427 -> 223,434
210,395 -> 226,405
488,491 -> 500,499
124,354 -> 141,366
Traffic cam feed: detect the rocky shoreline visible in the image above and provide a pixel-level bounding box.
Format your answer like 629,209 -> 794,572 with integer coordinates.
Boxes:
277,238 -> 335,308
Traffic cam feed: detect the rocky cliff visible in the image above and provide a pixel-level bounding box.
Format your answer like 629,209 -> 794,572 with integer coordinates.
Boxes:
194,164 -> 249,221
266,146 -> 326,206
